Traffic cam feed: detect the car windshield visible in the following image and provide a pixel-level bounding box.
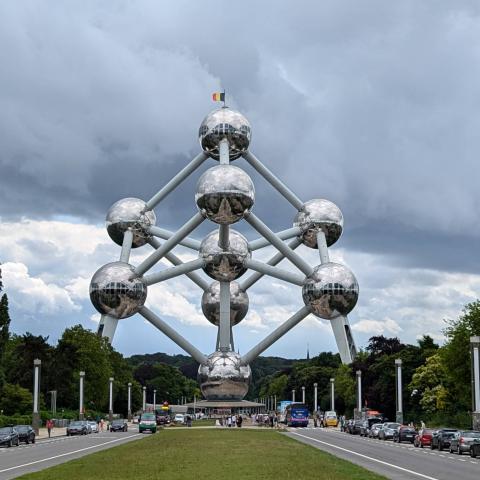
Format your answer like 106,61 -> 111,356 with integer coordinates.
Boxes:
462,432 -> 480,438
70,421 -> 82,426
0,427 -> 13,434
15,426 -> 29,432
112,420 -> 124,425
423,429 -> 433,434
88,421 -> 96,425
386,423 -> 400,429
142,414 -> 155,420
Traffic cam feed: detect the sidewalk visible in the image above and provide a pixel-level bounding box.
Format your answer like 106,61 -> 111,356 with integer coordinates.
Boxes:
36,427 -> 67,440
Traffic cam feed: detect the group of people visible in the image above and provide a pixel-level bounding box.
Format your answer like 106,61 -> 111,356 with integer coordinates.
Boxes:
220,414 -> 243,427
252,412 -> 278,427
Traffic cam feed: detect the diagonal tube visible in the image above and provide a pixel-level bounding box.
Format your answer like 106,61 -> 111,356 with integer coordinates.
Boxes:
139,306 -> 207,364
240,238 -> 301,290
316,230 -> 330,264
330,315 -> 357,364
219,281 -> 231,351
148,226 -> 201,251
120,230 -> 134,263
246,213 -> 313,277
135,212 -> 204,276
249,227 -> 302,251
145,152 -> 208,210
245,259 -> 305,286
241,306 -> 311,365
243,151 -> 303,211
148,238 -> 208,291
143,258 -> 205,286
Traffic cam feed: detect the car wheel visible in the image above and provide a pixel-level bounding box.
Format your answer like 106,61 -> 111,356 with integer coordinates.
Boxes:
470,449 -> 476,458
8,440 -> 12,448
430,443 -> 434,450
32,437 -> 35,444
420,443 -> 423,448
16,439 -> 19,446
458,446 -> 462,455
449,446 -> 453,453
26,438 -> 29,445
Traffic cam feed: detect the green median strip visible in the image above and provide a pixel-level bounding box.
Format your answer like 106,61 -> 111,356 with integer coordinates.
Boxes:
18,429 -> 387,480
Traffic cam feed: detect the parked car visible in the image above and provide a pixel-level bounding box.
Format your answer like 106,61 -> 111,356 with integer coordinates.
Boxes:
360,418 -> 383,437
393,426 -> 417,443
414,428 -> 434,448
0,426 -> 20,447
324,411 -> 338,427
449,431 -> 480,455
14,425 -> 36,444
430,429 -> 457,450
470,439 -> 480,458
139,413 -> 157,434
174,414 -> 185,424
348,420 -> 363,435
67,421 -> 88,436
88,421 -> 99,433
110,419 -> 128,432
369,423 -> 384,438
379,422 -> 401,440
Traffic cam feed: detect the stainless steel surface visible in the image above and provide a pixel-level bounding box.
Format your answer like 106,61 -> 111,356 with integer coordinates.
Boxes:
199,229 -> 250,281
199,107 -> 251,160
143,258 -> 205,286
90,262 -> 147,319
294,199 -> 343,248
201,281 -> 249,326
198,350 -> 251,400
148,226 -> 201,250
195,164 -> 255,224
249,226 -> 301,251
245,258 -> 305,286
302,262 -> 359,319
106,198 -> 156,248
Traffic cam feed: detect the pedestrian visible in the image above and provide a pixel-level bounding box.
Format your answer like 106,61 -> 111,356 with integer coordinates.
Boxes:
232,414 -> 236,427
420,420 -> 425,429
237,415 -> 243,428
313,414 -> 318,428
100,418 -> 104,432
47,419 -> 53,438
227,416 -> 232,428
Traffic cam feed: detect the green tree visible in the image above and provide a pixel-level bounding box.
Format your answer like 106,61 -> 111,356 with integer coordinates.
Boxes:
0,293 -> 11,395
0,383 -> 33,415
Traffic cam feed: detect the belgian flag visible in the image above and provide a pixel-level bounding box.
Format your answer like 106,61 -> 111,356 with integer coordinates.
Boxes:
212,92 -> 225,102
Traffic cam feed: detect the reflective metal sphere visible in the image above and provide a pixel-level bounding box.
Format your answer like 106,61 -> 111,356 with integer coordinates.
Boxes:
294,199 -> 343,248
89,262 -> 147,319
199,107 -> 251,160
199,229 -> 250,281
198,350 -> 251,400
106,198 -> 156,248
195,165 -> 255,224
201,281 -> 249,326
302,262 -> 359,319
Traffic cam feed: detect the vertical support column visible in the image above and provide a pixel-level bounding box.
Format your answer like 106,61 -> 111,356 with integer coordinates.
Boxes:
153,389 -> 157,412
274,395 -> 277,412
142,386 -> 147,412
292,389 -> 296,403
79,371 -> 85,420
395,359 -> 403,424
32,359 -> 41,434
127,383 -> 132,421
330,378 -> 335,412
302,386 -> 305,404
471,336 -> 480,430
356,370 -> 362,420
109,377 -> 114,422
219,281 -> 231,351
313,383 -> 318,412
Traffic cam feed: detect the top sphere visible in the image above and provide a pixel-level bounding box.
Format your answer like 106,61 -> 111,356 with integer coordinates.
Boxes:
106,198 -> 156,248
294,199 -> 343,248
199,108 -> 251,160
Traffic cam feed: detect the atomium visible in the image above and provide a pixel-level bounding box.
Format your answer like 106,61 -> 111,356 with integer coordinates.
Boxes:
199,107 -> 251,160
90,262 -> 147,319
198,350 -> 251,401
302,262 -> 359,319
195,164 -> 255,224
106,197 -> 156,248
294,199 -> 343,248
201,281 -> 249,326
199,229 -> 250,282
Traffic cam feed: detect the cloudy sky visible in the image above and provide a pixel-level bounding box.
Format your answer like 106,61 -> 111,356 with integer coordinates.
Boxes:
1,1 -> 480,360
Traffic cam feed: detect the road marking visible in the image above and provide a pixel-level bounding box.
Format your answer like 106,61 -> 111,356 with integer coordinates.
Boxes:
0,434 -> 142,474
289,432 -> 440,480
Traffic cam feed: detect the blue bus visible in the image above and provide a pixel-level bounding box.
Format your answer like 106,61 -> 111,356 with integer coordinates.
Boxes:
285,403 -> 309,427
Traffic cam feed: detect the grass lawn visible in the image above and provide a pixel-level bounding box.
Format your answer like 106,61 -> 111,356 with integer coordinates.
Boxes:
18,429 -> 387,480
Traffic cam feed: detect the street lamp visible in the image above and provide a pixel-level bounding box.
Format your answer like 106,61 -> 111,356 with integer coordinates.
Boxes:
79,372 -> 85,420
32,359 -> 41,434
292,389 -> 296,402
313,383 -> 318,412
108,377 -> 114,422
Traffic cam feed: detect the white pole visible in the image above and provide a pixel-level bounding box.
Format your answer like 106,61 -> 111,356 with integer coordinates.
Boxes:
142,386 -> 146,412
302,386 -> 305,404
395,359 -> 403,421
473,344 -> 480,411
109,377 -> 114,421
292,389 -> 296,402
79,371 -> 85,420
314,383 -> 318,412
127,383 -> 132,421
153,390 -> 157,412
356,370 -> 362,414
330,378 -> 335,411
32,359 -> 41,434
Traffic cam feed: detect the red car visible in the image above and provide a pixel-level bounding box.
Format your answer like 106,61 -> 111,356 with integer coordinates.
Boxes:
414,428 -> 435,448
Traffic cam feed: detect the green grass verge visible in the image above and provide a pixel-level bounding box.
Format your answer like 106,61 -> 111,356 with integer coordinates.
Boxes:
18,429 -> 387,480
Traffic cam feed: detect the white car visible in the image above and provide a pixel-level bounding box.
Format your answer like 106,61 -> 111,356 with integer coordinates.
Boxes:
88,421 -> 99,433
174,414 -> 185,424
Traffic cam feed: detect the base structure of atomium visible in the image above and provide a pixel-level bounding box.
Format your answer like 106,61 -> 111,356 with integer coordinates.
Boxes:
90,105 -> 359,402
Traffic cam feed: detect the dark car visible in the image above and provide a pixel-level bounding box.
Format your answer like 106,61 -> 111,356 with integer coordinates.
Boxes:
66,421 -> 88,436
393,426 -> 417,443
379,422 -> 401,440
470,439 -> 480,458
348,420 -> 363,435
360,418 -> 383,437
14,425 -> 36,444
430,429 -> 457,450
110,419 -> 128,432
0,426 -> 20,447
449,430 -> 480,455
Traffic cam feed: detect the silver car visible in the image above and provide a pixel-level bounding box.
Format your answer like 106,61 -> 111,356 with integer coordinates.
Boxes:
88,421 -> 99,433
370,423 -> 384,438
449,431 -> 480,454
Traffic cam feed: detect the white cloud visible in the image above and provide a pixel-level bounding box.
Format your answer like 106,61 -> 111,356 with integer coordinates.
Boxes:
352,318 -> 403,336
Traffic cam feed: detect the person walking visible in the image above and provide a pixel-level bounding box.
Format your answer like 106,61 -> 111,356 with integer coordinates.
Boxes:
46,419 -> 53,438
237,415 -> 243,428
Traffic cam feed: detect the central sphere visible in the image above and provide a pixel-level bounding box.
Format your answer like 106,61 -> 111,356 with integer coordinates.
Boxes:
199,107 -> 251,160
195,165 -> 255,224
106,198 -> 156,248
302,262 -> 359,319
198,350 -> 251,401
201,281 -> 249,326
294,199 -> 343,248
89,262 -> 147,319
199,230 -> 250,282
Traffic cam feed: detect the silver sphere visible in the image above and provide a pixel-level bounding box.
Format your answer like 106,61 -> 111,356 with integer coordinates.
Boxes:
198,350 -> 251,401
106,198 -> 156,248
201,281 -> 249,326
195,165 -> 255,225
302,262 -> 359,319
199,107 -> 251,160
199,229 -> 250,282
89,262 -> 147,319
294,199 -> 343,248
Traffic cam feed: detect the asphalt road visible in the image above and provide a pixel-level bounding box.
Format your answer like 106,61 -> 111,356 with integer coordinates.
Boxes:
285,427 -> 480,480
0,429 -> 145,479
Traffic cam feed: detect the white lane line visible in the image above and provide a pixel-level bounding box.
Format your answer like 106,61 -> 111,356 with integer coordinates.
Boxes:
289,432 -> 440,480
0,434 -> 142,474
